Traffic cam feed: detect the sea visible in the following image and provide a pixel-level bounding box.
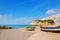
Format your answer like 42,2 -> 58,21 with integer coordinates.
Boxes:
0,25 -> 33,29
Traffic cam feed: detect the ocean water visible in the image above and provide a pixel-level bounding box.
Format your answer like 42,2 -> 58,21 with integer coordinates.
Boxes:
0,25 -> 33,29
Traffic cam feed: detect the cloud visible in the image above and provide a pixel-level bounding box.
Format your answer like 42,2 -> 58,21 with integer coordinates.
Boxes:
0,15 -> 3,19
0,14 -> 14,24
46,8 -> 60,14
0,14 -> 37,25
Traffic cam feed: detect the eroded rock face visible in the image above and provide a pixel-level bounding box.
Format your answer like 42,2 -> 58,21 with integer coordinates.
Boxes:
54,14 -> 60,26
31,21 -> 38,26
31,14 -> 60,27
0,26 -> 12,29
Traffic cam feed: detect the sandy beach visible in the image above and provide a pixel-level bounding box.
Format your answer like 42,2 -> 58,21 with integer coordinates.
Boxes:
0,29 -> 35,40
0,29 -> 60,40
28,30 -> 60,40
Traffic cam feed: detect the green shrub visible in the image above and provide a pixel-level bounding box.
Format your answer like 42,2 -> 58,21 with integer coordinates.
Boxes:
26,26 -> 30,28
25,26 -> 36,31
30,26 -> 36,30
34,19 -> 55,24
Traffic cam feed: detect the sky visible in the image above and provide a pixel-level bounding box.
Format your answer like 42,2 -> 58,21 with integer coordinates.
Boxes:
0,0 -> 60,25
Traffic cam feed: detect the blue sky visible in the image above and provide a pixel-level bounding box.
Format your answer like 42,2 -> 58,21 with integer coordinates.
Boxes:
0,0 -> 60,25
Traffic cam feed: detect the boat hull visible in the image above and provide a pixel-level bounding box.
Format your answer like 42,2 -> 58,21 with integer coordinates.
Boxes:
41,29 -> 60,33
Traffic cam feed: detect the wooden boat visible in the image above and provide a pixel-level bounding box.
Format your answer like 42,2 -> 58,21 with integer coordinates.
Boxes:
41,28 -> 60,32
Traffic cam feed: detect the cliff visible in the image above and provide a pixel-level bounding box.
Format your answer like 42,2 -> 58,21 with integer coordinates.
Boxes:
31,14 -> 60,27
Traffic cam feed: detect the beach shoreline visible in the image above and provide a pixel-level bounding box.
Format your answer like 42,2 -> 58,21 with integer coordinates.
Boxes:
0,28 -> 36,40
0,28 -> 60,40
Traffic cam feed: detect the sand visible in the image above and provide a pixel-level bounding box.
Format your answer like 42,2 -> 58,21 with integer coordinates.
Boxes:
28,30 -> 60,40
0,28 -> 60,40
0,29 -> 35,40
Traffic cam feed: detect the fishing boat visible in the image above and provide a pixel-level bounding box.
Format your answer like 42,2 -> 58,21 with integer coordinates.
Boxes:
41,26 -> 60,32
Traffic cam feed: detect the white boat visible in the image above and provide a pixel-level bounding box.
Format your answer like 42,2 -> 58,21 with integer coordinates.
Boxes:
41,28 -> 60,32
